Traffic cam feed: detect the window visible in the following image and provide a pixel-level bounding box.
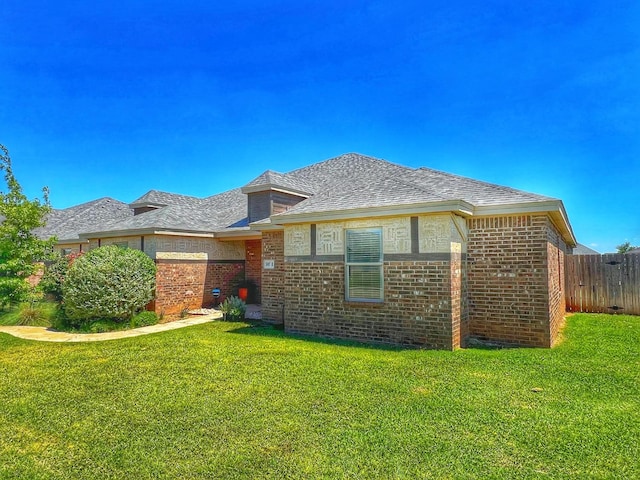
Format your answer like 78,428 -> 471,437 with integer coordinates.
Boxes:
345,228 -> 383,302
112,241 -> 129,249
60,248 -> 72,256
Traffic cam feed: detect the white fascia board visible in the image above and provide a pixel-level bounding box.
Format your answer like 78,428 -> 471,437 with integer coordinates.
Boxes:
269,200 -> 475,225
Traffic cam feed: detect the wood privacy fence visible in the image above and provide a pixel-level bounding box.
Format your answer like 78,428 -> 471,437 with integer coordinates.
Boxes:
565,254 -> 640,315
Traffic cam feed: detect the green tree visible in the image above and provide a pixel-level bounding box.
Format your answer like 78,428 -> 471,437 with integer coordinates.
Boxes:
616,241 -> 637,254
0,144 -> 56,308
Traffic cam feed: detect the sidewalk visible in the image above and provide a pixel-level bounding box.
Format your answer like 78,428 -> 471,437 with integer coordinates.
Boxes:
0,311 -> 222,343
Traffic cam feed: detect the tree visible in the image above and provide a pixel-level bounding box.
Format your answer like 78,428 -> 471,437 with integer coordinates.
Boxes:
616,241 -> 638,254
62,245 -> 156,323
0,144 -> 56,308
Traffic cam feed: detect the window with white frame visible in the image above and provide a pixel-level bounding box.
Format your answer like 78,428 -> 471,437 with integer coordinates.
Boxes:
345,227 -> 383,302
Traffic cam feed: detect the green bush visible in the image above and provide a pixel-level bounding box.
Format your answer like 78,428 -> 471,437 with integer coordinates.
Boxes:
0,277 -> 29,309
62,245 -> 156,325
39,254 -> 76,301
220,296 -> 246,321
130,311 -> 159,328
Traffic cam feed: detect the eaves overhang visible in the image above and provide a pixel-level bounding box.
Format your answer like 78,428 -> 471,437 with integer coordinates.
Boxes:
267,200 -> 475,225
473,199 -> 577,247
240,183 -> 311,198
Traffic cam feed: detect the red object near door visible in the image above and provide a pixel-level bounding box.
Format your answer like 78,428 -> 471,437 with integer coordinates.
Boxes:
238,287 -> 248,302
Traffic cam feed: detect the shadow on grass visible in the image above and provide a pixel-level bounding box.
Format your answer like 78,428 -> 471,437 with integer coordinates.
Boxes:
226,321 -> 409,352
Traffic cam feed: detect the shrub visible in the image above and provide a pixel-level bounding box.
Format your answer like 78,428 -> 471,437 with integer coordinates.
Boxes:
0,278 -> 29,309
130,311 -> 159,328
39,252 -> 83,301
62,245 -> 156,324
220,296 -> 246,321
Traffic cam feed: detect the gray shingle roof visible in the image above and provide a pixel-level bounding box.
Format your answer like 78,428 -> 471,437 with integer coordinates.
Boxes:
242,170 -> 314,196
572,244 -> 601,255
130,190 -> 201,208
55,152 -> 565,239
35,198 -> 132,242
267,153 -> 554,217
87,188 -> 248,235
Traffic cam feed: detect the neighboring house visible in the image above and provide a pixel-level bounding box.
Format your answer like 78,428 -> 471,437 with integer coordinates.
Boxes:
571,244 -> 600,255
39,153 -> 577,349
627,247 -> 640,254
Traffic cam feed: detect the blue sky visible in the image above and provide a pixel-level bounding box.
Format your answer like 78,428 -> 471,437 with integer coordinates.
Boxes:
1,1 -> 639,252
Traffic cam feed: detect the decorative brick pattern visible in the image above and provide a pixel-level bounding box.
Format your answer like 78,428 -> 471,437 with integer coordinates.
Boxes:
261,231 -> 285,323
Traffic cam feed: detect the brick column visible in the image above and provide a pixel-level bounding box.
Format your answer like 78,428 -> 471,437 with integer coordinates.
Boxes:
261,231 -> 285,323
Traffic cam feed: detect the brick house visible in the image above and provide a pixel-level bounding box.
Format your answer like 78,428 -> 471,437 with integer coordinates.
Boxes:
40,153 -> 576,349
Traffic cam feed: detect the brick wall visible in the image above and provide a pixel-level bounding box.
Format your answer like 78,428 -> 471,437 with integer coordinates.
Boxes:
467,214 -> 552,347
261,231 -> 285,323
155,260 -> 244,318
245,239 -> 262,303
283,259 -> 460,349
546,218 -> 568,345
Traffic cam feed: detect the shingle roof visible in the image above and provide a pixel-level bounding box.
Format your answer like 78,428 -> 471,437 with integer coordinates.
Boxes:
242,170 -> 314,196
57,152 -> 568,240
35,198 -> 132,242
572,244 -> 601,255
130,190 -> 201,208
85,188 -> 248,235
265,153 -> 554,217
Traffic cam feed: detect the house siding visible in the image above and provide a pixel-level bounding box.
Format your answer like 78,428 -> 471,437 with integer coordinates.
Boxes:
467,214 -> 556,347
155,260 -> 244,317
261,231 -> 285,323
284,258 -> 462,349
245,239 -> 262,303
546,218 -> 568,345
272,214 -> 466,349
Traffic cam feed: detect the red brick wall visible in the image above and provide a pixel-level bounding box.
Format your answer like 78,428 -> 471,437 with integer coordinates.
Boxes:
245,239 -> 262,303
155,260 -> 244,318
467,215 -> 552,347
261,231 -> 285,322
283,259 -> 460,349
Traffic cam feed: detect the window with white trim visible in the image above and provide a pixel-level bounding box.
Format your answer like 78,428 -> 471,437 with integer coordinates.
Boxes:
345,227 -> 383,302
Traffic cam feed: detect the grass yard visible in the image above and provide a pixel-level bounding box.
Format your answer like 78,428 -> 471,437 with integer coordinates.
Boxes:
1,313 -> 638,479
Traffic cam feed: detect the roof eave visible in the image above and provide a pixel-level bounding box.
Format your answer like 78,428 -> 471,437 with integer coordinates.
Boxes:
78,228 -> 216,240
240,184 -> 311,197
269,200 -> 475,225
473,200 -> 577,247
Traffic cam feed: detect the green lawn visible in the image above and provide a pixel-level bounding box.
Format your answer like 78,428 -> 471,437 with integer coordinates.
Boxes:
1,314 -> 638,479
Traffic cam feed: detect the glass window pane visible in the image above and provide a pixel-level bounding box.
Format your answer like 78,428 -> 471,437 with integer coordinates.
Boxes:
346,229 -> 382,263
348,265 -> 383,300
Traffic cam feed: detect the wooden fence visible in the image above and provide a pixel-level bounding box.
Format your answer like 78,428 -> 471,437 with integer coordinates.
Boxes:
565,254 -> 640,315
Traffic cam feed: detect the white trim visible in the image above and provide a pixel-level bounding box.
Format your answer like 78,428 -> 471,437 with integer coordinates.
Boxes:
269,200 -> 475,225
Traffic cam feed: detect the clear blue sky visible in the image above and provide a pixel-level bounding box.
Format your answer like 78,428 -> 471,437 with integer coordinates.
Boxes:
1,1 -> 638,253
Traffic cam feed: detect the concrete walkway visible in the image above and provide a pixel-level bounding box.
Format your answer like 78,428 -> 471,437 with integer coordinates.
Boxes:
0,311 -> 222,343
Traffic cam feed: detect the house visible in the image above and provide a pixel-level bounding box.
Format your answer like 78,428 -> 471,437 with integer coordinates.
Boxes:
39,153 -> 577,349
571,244 -> 600,255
